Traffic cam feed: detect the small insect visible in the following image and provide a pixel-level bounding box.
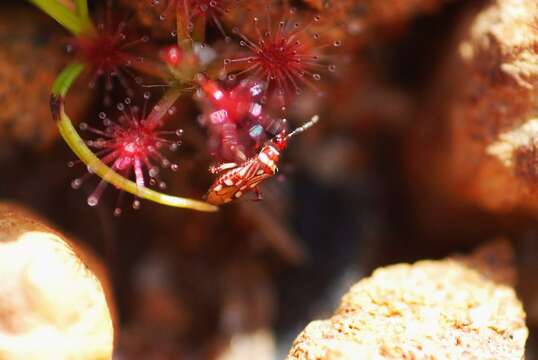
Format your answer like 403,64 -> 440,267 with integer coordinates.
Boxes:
206,115 -> 319,205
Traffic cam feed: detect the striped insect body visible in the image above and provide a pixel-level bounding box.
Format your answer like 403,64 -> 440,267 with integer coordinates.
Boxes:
206,115 -> 319,205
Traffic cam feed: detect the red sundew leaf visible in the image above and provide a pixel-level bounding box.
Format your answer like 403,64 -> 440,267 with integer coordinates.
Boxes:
69,4 -> 155,101
70,96 -> 183,214
223,5 -> 341,109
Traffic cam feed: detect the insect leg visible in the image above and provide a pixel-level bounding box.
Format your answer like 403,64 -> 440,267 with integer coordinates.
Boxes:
209,162 -> 239,174
254,187 -> 263,201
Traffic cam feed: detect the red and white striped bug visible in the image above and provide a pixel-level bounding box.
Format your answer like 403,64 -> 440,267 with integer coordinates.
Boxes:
205,115 -> 319,205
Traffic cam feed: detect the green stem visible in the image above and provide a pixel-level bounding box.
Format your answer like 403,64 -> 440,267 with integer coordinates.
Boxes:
176,3 -> 193,51
73,0 -> 96,34
146,86 -> 183,129
52,62 -> 84,96
27,0 -> 84,35
191,15 -> 207,44
52,63 -> 218,212
74,0 -> 89,19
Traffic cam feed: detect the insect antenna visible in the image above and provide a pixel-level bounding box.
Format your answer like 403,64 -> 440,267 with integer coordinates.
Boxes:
286,115 -> 319,139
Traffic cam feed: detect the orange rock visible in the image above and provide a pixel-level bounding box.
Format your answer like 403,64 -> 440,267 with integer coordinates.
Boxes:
408,0 -> 538,215
287,241 -> 527,359
0,203 -> 115,360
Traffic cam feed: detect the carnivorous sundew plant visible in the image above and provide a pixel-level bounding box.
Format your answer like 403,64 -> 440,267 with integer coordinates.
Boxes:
28,0 -> 342,213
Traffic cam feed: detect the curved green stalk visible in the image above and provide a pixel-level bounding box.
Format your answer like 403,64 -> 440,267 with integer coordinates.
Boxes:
51,63 -> 218,212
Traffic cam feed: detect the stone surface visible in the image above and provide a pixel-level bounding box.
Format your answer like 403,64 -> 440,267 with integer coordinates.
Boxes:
287,241 -> 527,360
408,0 -> 538,215
0,203 -> 114,360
